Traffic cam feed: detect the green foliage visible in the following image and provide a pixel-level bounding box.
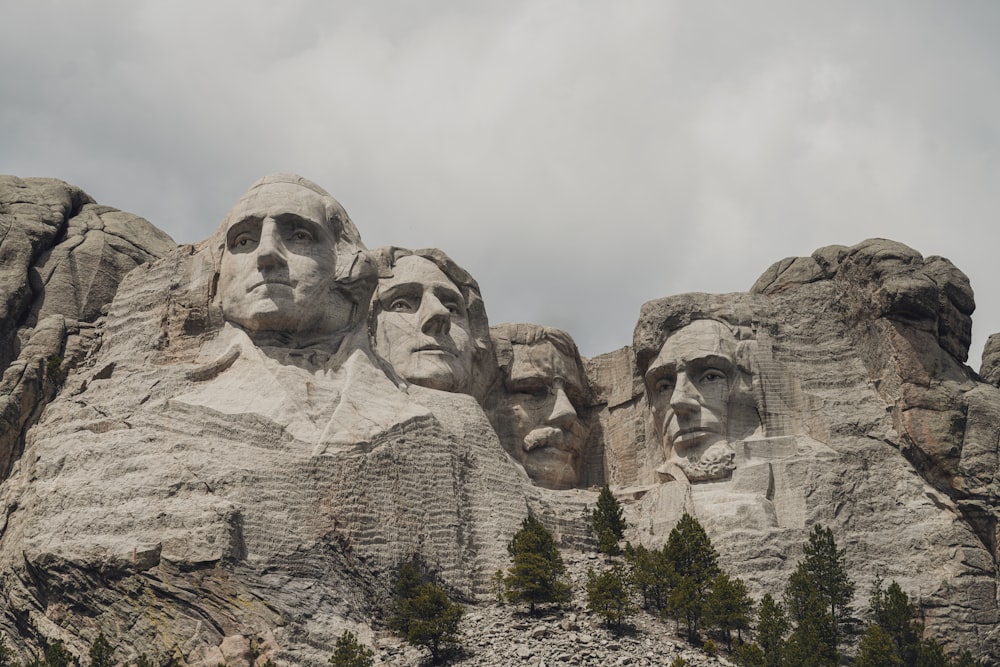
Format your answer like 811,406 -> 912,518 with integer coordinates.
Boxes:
916,638 -> 950,667
731,641 -> 766,667
755,594 -> 788,667
952,649 -> 980,667
490,570 -> 506,605
329,630 -> 375,667
704,572 -> 754,651
784,524 -> 854,662
664,513 -> 720,642
390,561 -> 464,663
0,634 -> 15,667
856,624 -> 903,667
87,633 -> 114,667
782,600 -> 838,667
504,516 -> 572,613
669,658 -> 688,667
45,356 -> 66,385
866,576 -> 922,665
624,542 -> 674,615
591,485 -> 627,555
134,655 -> 155,667
702,639 -> 717,656
29,640 -> 79,667
585,563 -> 635,632
398,584 -> 463,662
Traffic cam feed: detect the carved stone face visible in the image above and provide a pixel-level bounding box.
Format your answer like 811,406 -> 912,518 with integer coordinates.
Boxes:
497,340 -> 587,490
374,255 -> 474,392
219,181 -> 353,337
645,320 -> 737,459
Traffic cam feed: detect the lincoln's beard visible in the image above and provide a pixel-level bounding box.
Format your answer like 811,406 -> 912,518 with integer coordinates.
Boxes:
673,441 -> 736,482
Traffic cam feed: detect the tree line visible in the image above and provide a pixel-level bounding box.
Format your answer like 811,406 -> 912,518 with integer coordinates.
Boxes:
1,485 -> 985,666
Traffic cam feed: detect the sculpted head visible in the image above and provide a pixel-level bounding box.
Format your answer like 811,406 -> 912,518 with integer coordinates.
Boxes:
215,174 -> 375,345
370,248 -> 491,396
641,318 -> 757,482
489,324 -> 590,490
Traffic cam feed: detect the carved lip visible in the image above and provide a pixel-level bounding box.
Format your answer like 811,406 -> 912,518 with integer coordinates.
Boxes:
414,344 -> 453,354
671,428 -> 718,445
249,279 -> 292,290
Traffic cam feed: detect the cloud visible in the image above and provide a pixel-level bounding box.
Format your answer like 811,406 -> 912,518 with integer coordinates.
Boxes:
2,0 -> 998,365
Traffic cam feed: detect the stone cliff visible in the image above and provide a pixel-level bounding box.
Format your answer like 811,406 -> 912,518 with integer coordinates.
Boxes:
1,175 -> 999,665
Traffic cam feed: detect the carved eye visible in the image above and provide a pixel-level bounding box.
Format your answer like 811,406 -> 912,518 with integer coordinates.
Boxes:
699,369 -> 727,384
444,301 -> 462,315
653,376 -> 675,393
389,298 -> 416,313
231,233 -> 257,250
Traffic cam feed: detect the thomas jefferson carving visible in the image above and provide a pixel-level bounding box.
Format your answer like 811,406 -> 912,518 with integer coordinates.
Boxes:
370,247 -> 492,400
489,323 -> 590,489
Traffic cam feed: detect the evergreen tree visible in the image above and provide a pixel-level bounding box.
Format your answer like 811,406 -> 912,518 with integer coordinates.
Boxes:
916,638 -> 950,667
952,649 -> 980,667
704,573 -> 754,651
591,485 -> 627,555
87,633 -> 114,667
625,542 -> 674,615
784,524 -> 854,662
397,584 -> 463,663
782,602 -> 837,667
329,630 -> 375,667
585,562 -> 635,632
756,593 -> 788,667
663,513 -> 720,642
867,576 -> 922,665
29,640 -> 79,667
731,641 -> 766,667
504,515 -> 572,613
390,559 -> 464,663
0,634 -> 14,667
855,625 -> 902,667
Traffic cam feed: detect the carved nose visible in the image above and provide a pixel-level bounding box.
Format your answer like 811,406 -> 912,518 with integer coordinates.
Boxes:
256,219 -> 287,269
419,294 -> 451,335
669,372 -> 699,414
546,384 -> 578,427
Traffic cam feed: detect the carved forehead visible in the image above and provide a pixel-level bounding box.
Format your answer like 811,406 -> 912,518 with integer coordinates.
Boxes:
655,320 -> 738,366
379,255 -> 461,294
216,173 -> 363,249
509,341 -> 584,390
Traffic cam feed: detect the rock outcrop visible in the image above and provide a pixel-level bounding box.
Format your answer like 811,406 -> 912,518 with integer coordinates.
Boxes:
0,176 -> 175,479
1,176 -> 1000,665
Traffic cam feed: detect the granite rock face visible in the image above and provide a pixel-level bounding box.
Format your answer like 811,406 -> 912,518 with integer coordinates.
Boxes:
0,176 -> 175,479
1,177 -> 1000,665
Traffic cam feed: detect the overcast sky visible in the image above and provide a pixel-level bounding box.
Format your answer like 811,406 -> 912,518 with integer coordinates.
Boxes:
3,1 -> 998,366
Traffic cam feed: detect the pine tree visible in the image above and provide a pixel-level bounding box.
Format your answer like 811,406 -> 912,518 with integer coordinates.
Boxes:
625,542 -> 674,615
87,633 -> 114,667
704,572 -> 754,651
663,513 -> 720,642
755,593 -> 787,667
784,524 -> 854,662
585,562 -> 635,632
731,641 -> 766,667
591,485 -> 627,555
868,576 -> 921,664
329,630 -> 375,667
504,515 -> 572,613
856,625 -> 902,667
398,584 -> 463,663
389,558 -> 464,663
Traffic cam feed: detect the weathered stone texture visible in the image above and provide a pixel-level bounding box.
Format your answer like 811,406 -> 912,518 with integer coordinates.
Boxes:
2,175 -> 1000,665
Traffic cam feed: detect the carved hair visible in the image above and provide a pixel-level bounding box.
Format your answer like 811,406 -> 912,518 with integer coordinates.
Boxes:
489,322 -> 591,403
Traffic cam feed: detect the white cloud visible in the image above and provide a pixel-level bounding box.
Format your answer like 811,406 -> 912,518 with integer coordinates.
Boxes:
2,0 -> 998,365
